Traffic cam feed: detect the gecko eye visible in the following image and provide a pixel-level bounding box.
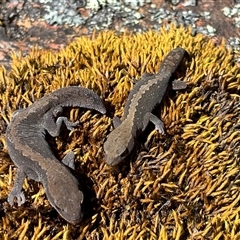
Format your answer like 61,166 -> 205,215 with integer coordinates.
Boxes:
120,148 -> 129,158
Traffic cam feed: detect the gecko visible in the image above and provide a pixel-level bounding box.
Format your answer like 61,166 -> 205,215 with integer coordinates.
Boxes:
6,86 -> 106,224
103,47 -> 188,166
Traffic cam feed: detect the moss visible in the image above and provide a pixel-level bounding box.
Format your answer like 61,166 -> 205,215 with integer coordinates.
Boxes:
0,24 -> 239,239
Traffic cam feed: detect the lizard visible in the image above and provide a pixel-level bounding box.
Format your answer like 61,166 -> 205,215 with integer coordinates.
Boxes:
6,86 -> 106,224
103,47 -> 188,166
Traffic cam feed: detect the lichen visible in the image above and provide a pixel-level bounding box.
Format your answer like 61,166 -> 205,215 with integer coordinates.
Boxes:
0,24 -> 239,239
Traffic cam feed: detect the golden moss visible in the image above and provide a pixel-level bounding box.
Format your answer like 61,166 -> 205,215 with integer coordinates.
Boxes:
0,24 -> 240,239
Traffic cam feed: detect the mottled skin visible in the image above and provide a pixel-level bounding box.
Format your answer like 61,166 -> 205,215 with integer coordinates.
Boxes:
6,86 -> 106,224
104,47 -> 188,166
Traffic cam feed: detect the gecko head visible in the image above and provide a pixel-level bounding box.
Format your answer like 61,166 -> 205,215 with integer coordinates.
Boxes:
46,172 -> 84,224
103,127 -> 135,166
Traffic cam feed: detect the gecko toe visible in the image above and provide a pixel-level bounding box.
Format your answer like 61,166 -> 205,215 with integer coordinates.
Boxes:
7,191 -> 25,206
17,192 -> 26,206
66,120 -> 79,131
7,195 -> 14,206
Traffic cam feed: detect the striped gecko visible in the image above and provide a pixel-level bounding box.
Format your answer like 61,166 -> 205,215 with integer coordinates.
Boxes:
103,47 -> 188,166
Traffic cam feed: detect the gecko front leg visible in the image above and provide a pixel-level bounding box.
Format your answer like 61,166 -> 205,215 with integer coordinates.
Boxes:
42,106 -> 79,137
143,112 -> 165,134
8,168 -> 26,206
